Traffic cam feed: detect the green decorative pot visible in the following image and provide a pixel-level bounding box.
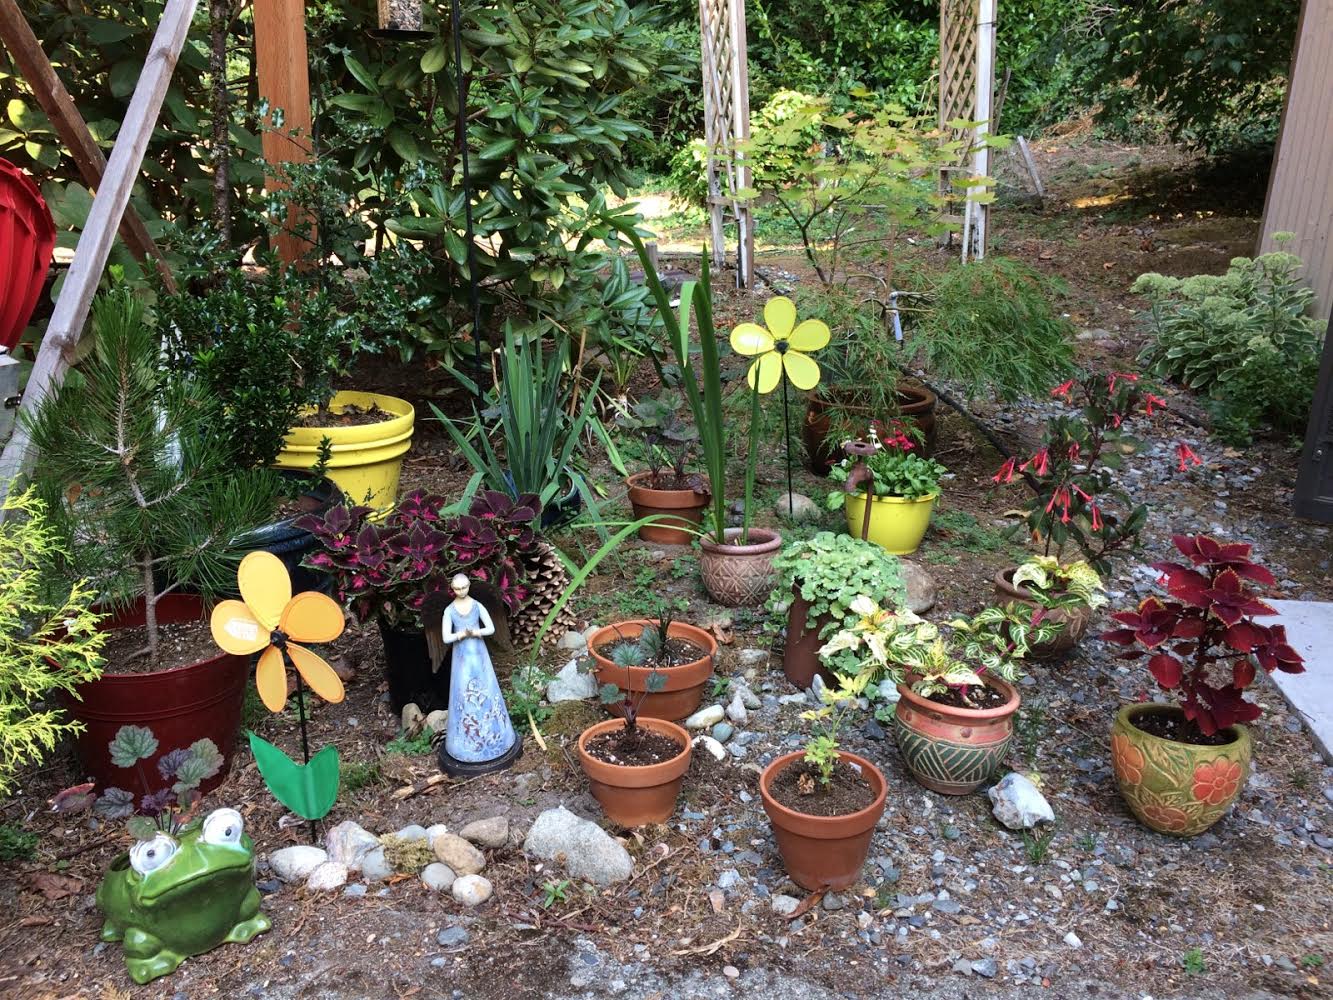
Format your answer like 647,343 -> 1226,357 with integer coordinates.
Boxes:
1110,703 -> 1252,837
892,676 -> 1020,795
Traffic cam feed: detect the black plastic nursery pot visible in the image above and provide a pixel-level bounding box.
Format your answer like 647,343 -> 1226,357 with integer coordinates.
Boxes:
231,473 -> 343,596
377,617 -> 451,714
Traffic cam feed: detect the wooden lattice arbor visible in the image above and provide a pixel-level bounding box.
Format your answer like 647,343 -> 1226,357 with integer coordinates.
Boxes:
938,0 -> 997,260
698,0 -> 754,288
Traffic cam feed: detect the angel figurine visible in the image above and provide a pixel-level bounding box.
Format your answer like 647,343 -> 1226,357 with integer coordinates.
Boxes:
434,573 -> 521,775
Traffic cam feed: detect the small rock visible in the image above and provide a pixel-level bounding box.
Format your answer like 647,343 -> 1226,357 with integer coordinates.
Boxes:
822,892 -> 845,911
712,722 -> 735,743
460,816 -> 509,849
270,845 -> 328,883
684,704 -> 725,729
436,925 -> 470,947
778,693 -> 808,706
395,824 -> 429,843
1063,931 -> 1082,949
988,773 -> 1055,830
900,560 -> 937,614
694,735 -> 727,761
774,492 -> 819,522
737,649 -> 768,668
723,965 -> 740,980
733,681 -> 762,710
342,883 -> 367,898
863,719 -> 886,741
726,692 -> 749,724
426,823 -> 449,843
772,894 -> 800,916
718,868 -> 741,890
305,861 -> 349,892
558,629 -> 589,652
359,846 -> 393,882
433,833 -> 486,875
326,820 -> 381,870
972,957 -> 998,979
401,702 -> 425,735
425,709 -> 448,734
451,874 -> 493,907
547,658 -> 597,703
422,863 -> 457,892
523,806 -> 633,886
932,898 -> 961,914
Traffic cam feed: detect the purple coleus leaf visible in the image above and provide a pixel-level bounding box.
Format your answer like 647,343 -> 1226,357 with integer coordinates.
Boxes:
385,524 -> 449,580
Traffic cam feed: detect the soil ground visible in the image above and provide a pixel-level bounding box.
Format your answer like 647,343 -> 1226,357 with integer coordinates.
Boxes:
2,135 -> 1331,1000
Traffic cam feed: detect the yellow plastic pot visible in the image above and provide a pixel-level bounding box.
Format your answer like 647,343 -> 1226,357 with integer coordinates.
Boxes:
843,492 -> 937,555
274,390 -> 415,512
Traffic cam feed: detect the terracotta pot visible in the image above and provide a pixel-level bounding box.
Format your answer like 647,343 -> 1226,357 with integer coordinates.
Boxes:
698,527 -> 782,607
63,594 -> 248,806
892,675 -> 1020,795
803,383 -> 938,476
760,751 -> 888,891
588,619 -> 718,721
993,567 -> 1093,659
1110,703 -> 1252,837
626,471 -> 711,546
577,717 -> 693,826
783,590 -> 837,690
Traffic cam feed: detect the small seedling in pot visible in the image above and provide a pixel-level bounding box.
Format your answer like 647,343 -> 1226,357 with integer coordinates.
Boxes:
598,617 -> 670,750
797,671 -> 874,796
616,392 -> 705,492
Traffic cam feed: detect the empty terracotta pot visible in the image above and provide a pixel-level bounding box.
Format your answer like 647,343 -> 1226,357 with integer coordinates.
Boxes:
626,472 -> 711,546
587,619 -> 718,721
993,567 -> 1094,659
578,717 -> 693,826
760,751 -> 888,891
803,383 -> 938,476
893,676 -> 1020,795
698,527 -> 782,607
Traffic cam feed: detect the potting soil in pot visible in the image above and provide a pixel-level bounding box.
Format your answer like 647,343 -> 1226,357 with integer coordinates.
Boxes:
1133,712 -> 1236,747
583,728 -> 685,767
767,759 -> 876,818
294,402 -> 391,428
923,684 -> 1008,711
593,636 -> 706,667
97,620 -> 219,674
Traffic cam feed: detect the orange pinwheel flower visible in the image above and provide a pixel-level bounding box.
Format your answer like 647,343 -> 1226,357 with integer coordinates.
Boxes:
1192,759 -> 1242,806
211,551 -> 347,713
1111,733 -> 1145,785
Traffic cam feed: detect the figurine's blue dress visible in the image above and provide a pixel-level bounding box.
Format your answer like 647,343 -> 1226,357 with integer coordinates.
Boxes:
444,600 -> 517,763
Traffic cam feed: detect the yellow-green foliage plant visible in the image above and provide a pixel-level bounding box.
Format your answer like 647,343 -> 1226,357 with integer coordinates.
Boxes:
0,487 -> 105,795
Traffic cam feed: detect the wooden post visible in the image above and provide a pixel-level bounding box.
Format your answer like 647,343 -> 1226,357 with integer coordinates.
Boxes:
0,0 -> 176,292
252,0 -> 314,263
0,0 -> 198,492
963,0 -> 996,262
727,0 -> 753,288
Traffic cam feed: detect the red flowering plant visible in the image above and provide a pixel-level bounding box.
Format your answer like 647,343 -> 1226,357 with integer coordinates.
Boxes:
1102,534 -> 1305,736
297,489 -> 540,627
992,370 -> 1197,575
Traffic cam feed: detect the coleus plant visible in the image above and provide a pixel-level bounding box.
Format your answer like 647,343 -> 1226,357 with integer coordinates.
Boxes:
1102,534 -> 1305,736
298,490 -> 541,627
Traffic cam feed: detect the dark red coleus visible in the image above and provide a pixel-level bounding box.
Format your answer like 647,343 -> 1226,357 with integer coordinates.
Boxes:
1102,534 -> 1304,735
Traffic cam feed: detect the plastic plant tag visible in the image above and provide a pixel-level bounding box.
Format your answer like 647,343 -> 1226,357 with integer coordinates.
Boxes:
247,732 -> 340,821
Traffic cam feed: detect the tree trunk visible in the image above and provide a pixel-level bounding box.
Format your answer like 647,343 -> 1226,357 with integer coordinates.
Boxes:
141,553 -> 160,667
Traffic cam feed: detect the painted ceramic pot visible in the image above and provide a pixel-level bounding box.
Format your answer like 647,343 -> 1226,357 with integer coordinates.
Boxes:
993,567 -> 1093,659
577,717 -> 693,827
698,527 -> 782,607
893,676 -> 1020,795
1110,703 -> 1252,837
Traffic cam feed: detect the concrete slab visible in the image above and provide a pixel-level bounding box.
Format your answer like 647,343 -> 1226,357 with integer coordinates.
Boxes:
1269,600 -> 1333,762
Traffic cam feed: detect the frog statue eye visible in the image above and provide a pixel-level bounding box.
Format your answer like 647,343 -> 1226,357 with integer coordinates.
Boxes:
129,833 -> 178,876
201,808 -> 244,847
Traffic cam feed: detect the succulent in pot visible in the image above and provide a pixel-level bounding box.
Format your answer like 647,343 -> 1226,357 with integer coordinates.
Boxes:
827,435 -> 946,555
995,556 -> 1107,658
617,392 -> 710,546
585,613 -> 718,722
1101,534 -> 1304,836
577,636 -> 693,827
760,670 -> 888,890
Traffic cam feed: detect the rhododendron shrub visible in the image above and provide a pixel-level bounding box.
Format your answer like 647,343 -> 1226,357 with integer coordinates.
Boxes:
1102,535 -> 1305,735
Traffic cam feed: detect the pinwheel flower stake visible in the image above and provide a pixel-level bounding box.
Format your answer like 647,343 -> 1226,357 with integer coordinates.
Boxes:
730,297 -> 829,521
211,552 -> 346,841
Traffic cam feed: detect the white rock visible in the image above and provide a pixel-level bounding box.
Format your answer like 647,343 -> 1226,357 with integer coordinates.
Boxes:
421,862 -> 457,892
1063,931 -> 1083,949
269,845 -> 328,883
736,649 -> 768,668
359,846 -> 394,882
425,709 -> 448,734
684,704 -> 725,729
810,674 -> 829,702
305,861 -> 349,892
732,680 -> 762,710
452,874 -> 493,907
559,629 -> 589,651
725,692 -> 748,724
395,824 -> 429,843
460,816 -> 509,849
547,658 -> 597,703
325,820 -> 381,870
772,894 -> 800,915
523,806 -> 633,886
425,823 -> 449,844
988,773 -> 1055,830
900,560 -> 937,614
774,492 -> 819,522
778,693 -> 808,706
693,735 -> 727,761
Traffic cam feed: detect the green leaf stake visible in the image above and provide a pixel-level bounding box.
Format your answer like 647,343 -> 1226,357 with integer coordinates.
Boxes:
246,733 -> 340,821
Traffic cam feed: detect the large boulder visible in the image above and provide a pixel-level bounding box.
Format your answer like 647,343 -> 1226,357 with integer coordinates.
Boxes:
523,806 -> 633,886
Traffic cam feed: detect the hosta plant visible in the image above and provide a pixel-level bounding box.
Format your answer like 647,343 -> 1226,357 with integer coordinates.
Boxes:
1102,534 -> 1305,735
1012,556 -> 1108,612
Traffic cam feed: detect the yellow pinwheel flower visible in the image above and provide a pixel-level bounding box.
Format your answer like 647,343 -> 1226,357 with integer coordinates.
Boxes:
210,551 -> 347,713
730,296 -> 829,394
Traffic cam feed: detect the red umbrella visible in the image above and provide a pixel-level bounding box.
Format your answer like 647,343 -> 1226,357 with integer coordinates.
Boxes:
0,158 -> 56,351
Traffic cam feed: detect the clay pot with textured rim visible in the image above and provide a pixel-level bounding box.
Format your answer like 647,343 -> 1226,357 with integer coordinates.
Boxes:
588,619 -> 718,722
698,527 -> 782,607
578,717 -> 693,826
1110,703 -> 1251,837
783,590 -> 837,690
993,567 -> 1093,659
625,471 -> 711,546
892,676 -> 1020,795
760,751 -> 888,891
804,383 -> 938,476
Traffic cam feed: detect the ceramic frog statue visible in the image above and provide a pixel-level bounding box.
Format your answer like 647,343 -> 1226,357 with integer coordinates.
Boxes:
96,808 -> 271,984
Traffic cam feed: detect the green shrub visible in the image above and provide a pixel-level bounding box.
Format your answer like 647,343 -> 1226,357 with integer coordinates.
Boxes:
1132,249 -> 1326,442
0,823 -> 39,862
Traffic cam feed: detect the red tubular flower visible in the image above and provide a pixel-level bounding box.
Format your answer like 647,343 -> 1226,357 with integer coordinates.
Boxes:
1067,441 -> 1081,461
1108,372 -> 1140,393
1144,393 -> 1168,416
1021,447 -> 1050,476
992,457 -> 1017,484
1111,412 -> 1124,428
1050,379 -> 1074,401
1090,505 -> 1103,531
1176,442 -> 1202,471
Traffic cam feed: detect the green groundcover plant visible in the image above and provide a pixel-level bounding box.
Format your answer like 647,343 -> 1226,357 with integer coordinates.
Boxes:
827,447 -> 946,507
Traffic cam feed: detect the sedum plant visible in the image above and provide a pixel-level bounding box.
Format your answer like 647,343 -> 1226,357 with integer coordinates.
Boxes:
0,488 -> 105,796
1012,556 -> 1108,612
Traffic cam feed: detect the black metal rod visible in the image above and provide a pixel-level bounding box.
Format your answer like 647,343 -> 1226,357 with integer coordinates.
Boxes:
451,0 -> 484,400
284,650 -> 317,843
782,376 -> 793,515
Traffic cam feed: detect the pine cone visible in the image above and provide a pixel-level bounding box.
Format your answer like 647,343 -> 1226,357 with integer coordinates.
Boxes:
509,539 -> 578,649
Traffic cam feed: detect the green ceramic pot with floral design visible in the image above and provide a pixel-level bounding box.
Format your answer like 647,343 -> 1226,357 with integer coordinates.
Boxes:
1110,703 -> 1251,837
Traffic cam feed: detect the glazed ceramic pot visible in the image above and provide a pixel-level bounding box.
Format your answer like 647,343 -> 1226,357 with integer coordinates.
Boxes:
1110,703 -> 1252,837
577,717 -> 693,826
698,527 -> 782,606
843,492 -> 936,555
893,676 -> 1020,795
587,619 -> 718,721
993,567 -> 1093,659
760,751 -> 888,891
804,384 -> 938,476
783,589 -> 837,690
625,471 -> 711,546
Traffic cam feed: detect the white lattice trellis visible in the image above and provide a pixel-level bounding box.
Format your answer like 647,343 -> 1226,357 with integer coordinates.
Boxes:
698,0 -> 753,288
938,0 -> 997,261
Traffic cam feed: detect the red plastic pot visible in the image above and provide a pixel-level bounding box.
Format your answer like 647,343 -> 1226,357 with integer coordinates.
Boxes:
63,594 -> 249,805
0,159 -> 56,351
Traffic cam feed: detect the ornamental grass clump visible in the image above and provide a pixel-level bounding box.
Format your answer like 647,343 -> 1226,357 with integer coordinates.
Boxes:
1102,534 -> 1304,736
